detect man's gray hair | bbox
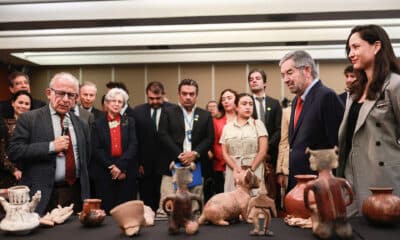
[49,72,80,92]
[80,81,97,93]
[279,50,318,79]
[105,88,129,106]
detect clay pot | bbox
[79,199,106,227]
[362,187,400,225]
[285,174,317,218]
[110,200,145,236]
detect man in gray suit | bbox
[9,72,90,215]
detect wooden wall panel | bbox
[319,61,349,95]
[147,64,179,104]
[30,68,50,103]
[180,63,212,109]
[114,65,145,107]
[214,63,247,101]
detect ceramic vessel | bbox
[110,200,145,236]
[362,187,400,225]
[284,174,317,218]
[0,185,41,234]
[79,199,106,227]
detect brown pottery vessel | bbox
[362,187,400,226]
[79,198,106,227]
[284,174,317,218]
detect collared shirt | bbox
[48,105,80,182]
[108,113,122,157]
[300,78,320,102]
[150,107,161,130]
[179,103,197,152]
[252,93,266,119]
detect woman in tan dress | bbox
[220,93,268,193]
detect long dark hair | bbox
[217,89,238,119]
[11,90,33,109]
[345,24,400,101]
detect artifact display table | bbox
[1,216,399,240]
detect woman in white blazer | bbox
[337,24,400,216]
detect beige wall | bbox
[29,60,349,109]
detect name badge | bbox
[186,130,192,142]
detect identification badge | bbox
[186,130,192,142]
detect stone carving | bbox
[162,162,202,235]
[303,147,353,240]
[198,169,259,225]
[0,185,41,234]
[247,180,277,236]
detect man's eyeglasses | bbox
[50,88,78,99]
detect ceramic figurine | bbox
[79,199,106,227]
[143,205,155,226]
[198,169,259,225]
[247,180,277,236]
[162,162,202,235]
[0,185,41,234]
[303,147,354,240]
[110,200,145,236]
[40,204,74,227]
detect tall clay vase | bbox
[110,200,145,237]
[285,174,317,218]
[362,187,400,226]
[79,199,106,227]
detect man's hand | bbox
[108,164,122,180]
[13,168,22,181]
[277,174,287,188]
[178,151,196,166]
[53,136,70,153]
[138,165,145,176]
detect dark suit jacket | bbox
[0,98,46,119]
[288,81,344,190]
[158,105,214,177]
[252,95,282,166]
[77,106,94,127]
[89,107,105,120]
[132,102,173,175]
[90,114,138,180]
[8,105,90,215]
[338,91,348,106]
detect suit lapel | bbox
[43,106,55,140]
[175,106,185,132]
[354,78,390,134]
[264,97,270,124]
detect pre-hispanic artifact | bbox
[79,199,106,227]
[198,169,259,225]
[247,180,277,236]
[162,162,202,235]
[0,185,41,234]
[40,204,74,227]
[362,187,400,226]
[303,147,354,239]
[110,200,145,237]
[285,174,317,219]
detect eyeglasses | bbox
[107,99,124,105]
[50,88,78,100]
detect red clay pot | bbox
[285,174,317,218]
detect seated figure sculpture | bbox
[303,147,353,240]
[162,162,202,235]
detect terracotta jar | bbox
[110,200,145,236]
[362,187,400,225]
[79,199,106,227]
[284,174,317,218]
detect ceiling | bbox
[0,0,399,65]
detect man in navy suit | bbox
[338,65,357,106]
[279,50,344,191]
[132,81,172,211]
[158,79,214,211]
[9,72,90,215]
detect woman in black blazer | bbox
[91,88,138,213]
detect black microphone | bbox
[61,117,69,136]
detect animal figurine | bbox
[198,169,259,225]
[304,147,354,240]
[40,204,74,227]
[162,162,202,235]
[247,180,277,236]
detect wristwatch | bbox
[193,151,200,159]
